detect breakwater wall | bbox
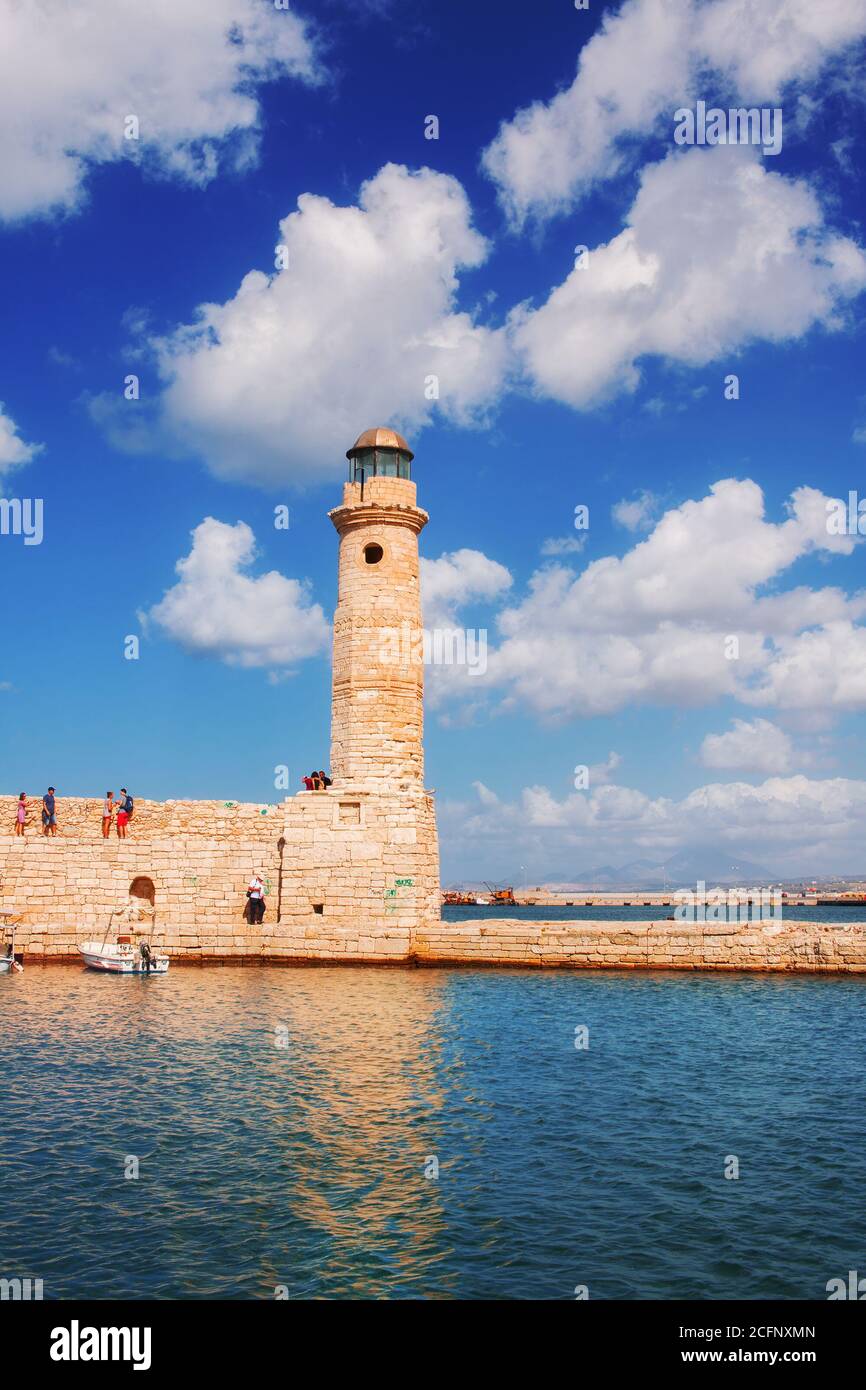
[413,918,866,973]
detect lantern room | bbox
[346,426,414,483]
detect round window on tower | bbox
[363,543,384,565]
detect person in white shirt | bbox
[102,791,115,839]
[247,873,266,925]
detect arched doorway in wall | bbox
[128,877,157,931]
[129,876,155,906]
[115,876,159,954]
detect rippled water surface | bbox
[1,965,864,1299]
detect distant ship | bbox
[442,884,515,908]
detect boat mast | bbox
[101,909,116,952]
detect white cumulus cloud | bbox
[612,491,659,531]
[142,517,330,670]
[699,718,795,773]
[0,403,42,476]
[0,0,320,221]
[436,479,866,720]
[420,548,513,712]
[483,0,866,224]
[101,150,865,478]
[421,547,512,628]
[510,147,866,410]
[153,164,509,485]
[742,621,866,713]
[441,771,866,879]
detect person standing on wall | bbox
[247,873,266,925]
[15,793,27,836]
[42,786,58,837]
[102,791,115,839]
[116,788,133,839]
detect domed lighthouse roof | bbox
[346,427,414,461]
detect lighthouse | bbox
[273,425,441,949]
[329,427,428,788]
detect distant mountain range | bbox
[449,847,779,891]
[554,848,775,889]
[446,852,866,893]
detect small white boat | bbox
[79,940,169,973]
[79,911,169,974]
[0,914,23,974]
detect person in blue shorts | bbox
[42,786,58,837]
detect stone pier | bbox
[412,918,866,973]
[1,796,863,972]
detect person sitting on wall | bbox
[246,873,266,925]
[311,771,323,789]
[318,770,332,788]
[42,786,58,837]
[116,788,134,839]
[102,791,115,839]
[302,774,314,790]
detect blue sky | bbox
[1,0,865,881]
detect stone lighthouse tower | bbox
[329,427,427,788]
[270,426,441,956]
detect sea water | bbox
[1,963,863,1299]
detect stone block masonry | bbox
[329,472,428,788]
[412,919,866,973]
[0,788,440,962]
[0,795,281,960]
[1,797,862,970]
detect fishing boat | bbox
[79,910,169,974]
[0,913,23,974]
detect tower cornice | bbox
[329,501,429,537]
